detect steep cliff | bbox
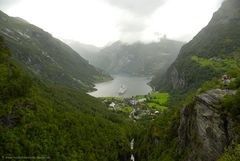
[178,89,236,161]
[151,0,240,91]
[135,86,240,161]
[137,1,240,160]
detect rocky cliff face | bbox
[169,66,185,89]
[178,89,236,161]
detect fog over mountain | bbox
[1,1,240,161]
[0,0,223,47]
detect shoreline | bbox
[88,74,153,98]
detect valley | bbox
[66,39,184,77]
[1,0,240,161]
[88,74,152,98]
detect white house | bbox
[137,98,146,103]
[109,102,115,108]
[130,98,146,105]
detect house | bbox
[130,99,137,105]
[109,102,116,108]
[130,98,146,105]
[155,111,160,114]
[137,98,146,103]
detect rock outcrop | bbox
[178,89,236,161]
[170,66,185,89]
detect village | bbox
[100,92,169,120]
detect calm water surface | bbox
[88,75,152,98]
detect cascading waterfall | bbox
[130,139,135,161]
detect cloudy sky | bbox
[0,0,223,47]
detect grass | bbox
[191,55,240,76]
[136,95,146,99]
[116,106,133,113]
[191,55,218,67]
[148,93,169,105]
[146,103,168,110]
[99,97,124,102]
[144,92,169,110]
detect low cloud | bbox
[117,16,148,42]
[117,16,147,33]
[106,0,167,42]
[103,0,167,16]
[0,0,225,46]
[0,0,22,10]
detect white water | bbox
[131,154,135,161]
[130,139,135,161]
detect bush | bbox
[218,144,240,161]
[222,90,240,118]
[229,76,240,89]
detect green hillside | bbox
[0,11,111,91]
[137,0,240,161]
[0,36,135,160]
[1,0,240,161]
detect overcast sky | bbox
[0,0,223,47]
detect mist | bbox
[0,0,223,47]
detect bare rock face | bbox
[170,66,185,89]
[178,89,236,161]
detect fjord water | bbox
[88,75,152,98]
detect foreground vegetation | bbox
[1,0,240,160]
[134,51,240,161]
[0,37,138,160]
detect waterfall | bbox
[130,139,135,161]
[131,154,135,161]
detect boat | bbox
[118,84,127,95]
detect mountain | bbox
[135,1,240,161]
[2,1,240,161]
[0,36,135,160]
[63,39,100,65]
[151,0,240,92]
[93,39,184,76]
[136,88,240,161]
[0,10,110,91]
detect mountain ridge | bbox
[151,0,240,92]
[0,10,110,91]
[87,39,185,76]
[0,36,134,160]
[136,0,240,161]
